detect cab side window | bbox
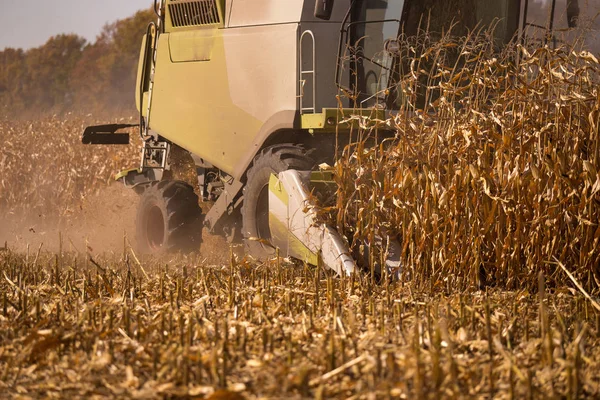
[524,0,600,53]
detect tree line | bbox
[0,7,154,118]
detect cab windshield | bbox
[523,0,600,53]
[343,0,520,107]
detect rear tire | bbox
[136,180,202,254]
[242,145,314,259]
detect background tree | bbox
[0,7,154,118]
[24,34,86,111]
[0,48,26,114]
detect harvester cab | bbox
[82,0,593,276]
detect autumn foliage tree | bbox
[0,7,154,118]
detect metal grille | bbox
[168,0,221,28]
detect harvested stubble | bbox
[335,30,600,292]
[0,250,599,398]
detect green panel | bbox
[310,170,335,183]
[135,34,152,113]
[115,168,140,181]
[300,108,388,131]
[269,212,319,266]
[301,113,327,129]
[169,28,218,62]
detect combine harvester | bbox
[83,0,591,275]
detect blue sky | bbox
[1,0,152,50]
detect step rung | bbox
[301,71,315,74]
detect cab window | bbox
[523,0,600,53]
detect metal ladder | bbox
[141,0,168,170]
[299,30,316,114]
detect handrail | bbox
[334,2,355,92]
[139,22,156,141]
[299,30,316,114]
[153,0,160,18]
[139,0,165,170]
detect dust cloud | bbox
[0,184,138,254]
[0,183,232,265]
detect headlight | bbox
[385,39,401,54]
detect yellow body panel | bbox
[168,29,219,62]
[141,12,300,178]
[135,34,147,110]
[149,33,264,174]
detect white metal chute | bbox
[268,170,356,276]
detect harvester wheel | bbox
[242,144,314,259]
[136,180,202,254]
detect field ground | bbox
[0,249,599,399]
[2,41,600,396]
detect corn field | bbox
[2,29,600,399]
[335,30,600,292]
[0,116,139,223]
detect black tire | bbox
[242,144,314,259]
[136,180,202,254]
